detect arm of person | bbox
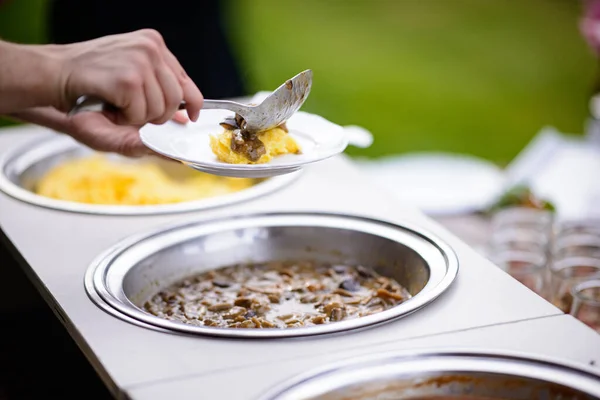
[0,29,203,124]
[0,41,64,114]
[1,29,201,157]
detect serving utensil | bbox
[68,69,313,133]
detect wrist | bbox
[0,41,67,112]
[27,44,69,110]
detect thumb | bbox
[68,113,151,157]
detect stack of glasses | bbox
[487,208,600,333]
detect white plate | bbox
[356,152,506,216]
[140,93,367,178]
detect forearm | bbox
[0,40,64,114]
[7,107,72,134]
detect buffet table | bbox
[0,124,598,399]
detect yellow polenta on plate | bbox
[209,127,301,164]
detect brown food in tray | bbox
[143,260,411,328]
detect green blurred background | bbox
[0,0,595,165]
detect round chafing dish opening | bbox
[0,134,299,215]
[258,350,600,399]
[85,212,458,338]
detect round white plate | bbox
[356,152,506,216]
[139,93,359,178]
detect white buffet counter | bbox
[0,125,597,399]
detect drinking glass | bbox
[570,279,600,333]
[555,219,600,240]
[553,233,600,260]
[548,257,600,313]
[491,207,554,234]
[488,228,549,257]
[488,207,553,262]
[491,250,547,297]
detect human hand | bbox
[66,111,150,157]
[9,105,191,158]
[67,109,194,157]
[55,29,203,126]
[172,109,190,124]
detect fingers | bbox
[144,70,167,125]
[163,50,203,122]
[68,108,184,161]
[69,112,152,158]
[138,30,202,124]
[182,76,204,122]
[152,62,182,124]
[172,110,189,124]
[116,132,154,158]
[114,72,147,126]
[64,29,201,129]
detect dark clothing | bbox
[47,0,247,99]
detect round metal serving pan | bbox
[258,349,600,399]
[84,212,458,339]
[0,134,300,215]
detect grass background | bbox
[1,0,596,165]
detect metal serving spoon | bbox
[68,69,313,133]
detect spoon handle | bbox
[202,99,249,115]
[68,96,247,117]
[67,95,186,117]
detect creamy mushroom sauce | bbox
[143,260,411,329]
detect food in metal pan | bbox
[35,155,257,205]
[144,260,410,328]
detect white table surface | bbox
[127,315,600,400]
[0,125,595,399]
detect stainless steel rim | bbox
[257,348,600,400]
[0,134,301,215]
[84,212,459,339]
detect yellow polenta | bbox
[209,127,301,164]
[35,155,256,205]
